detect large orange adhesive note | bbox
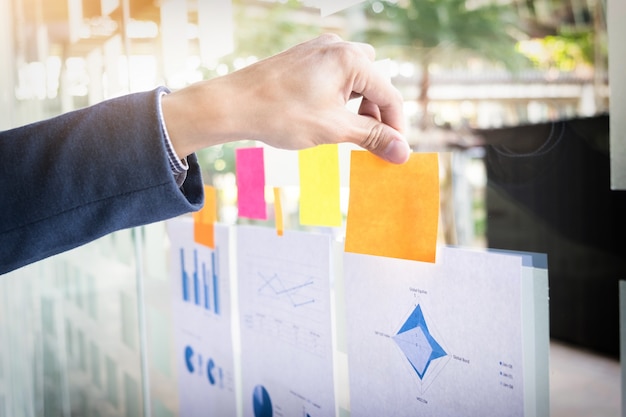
[193,185,217,248]
[298,144,342,227]
[345,151,439,263]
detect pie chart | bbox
[252,385,272,417]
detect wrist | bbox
[161,78,244,157]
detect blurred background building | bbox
[0,0,608,129]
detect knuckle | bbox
[319,33,342,43]
[361,124,388,152]
[361,42,376,57]
[329,43,365,68]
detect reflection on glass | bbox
[0,1,619,416]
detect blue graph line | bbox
[257,272,315,307]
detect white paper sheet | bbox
[262,144,300,187]
[523,260,550,417]
[237,225,335,417]
[344,247,526,417]
[485,249,550,417]
[167,219,237,417]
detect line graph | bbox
[237,227,336,417]
[240,264,326,357]
[237,228,331,358]
[257,272,316,308]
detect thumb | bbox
[349,113,411,164]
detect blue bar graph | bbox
[212,250,220,315]
[203,262,210,311]
[181,249,190,302]
[193,250,200,306]
[179,247,220,315]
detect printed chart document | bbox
[167,219,237,417]
[344,246,548,417]
[237,226,336,417]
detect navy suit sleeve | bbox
[0,87,204,275]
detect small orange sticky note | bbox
[273,187,284,236]
[298,144,342,227]
[345,151,439,262]
[193,185,217,248]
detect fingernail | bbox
[384,138,410,164]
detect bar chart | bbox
[168,220,237,417]
[179,247,220,315]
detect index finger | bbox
[351,58,405,134]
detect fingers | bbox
[344,110,411,164]
[352,57,408,164]
[233,34,410,163]
[351,64,405,134]
[352,42,376,61]
[320,35,404,134]
[313,34,408,163]
[358,97,382,122]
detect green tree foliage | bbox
[517,29,596,71]
[360,0,530,125]
[363,0,527,66]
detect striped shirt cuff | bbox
[157,89,189,187]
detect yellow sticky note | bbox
[193,185,217,248]
[298,144,342,227]
[345,151,439,262]
[274,187,284,236]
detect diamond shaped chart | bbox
[393,305,447,380]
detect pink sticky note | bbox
[236,147,267,220]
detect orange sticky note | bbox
[298,144,342,227]
[193,185,217,248]
[345,151,439,262]
[273,187,284,236]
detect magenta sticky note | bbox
[236,147,267,220]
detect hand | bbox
[162,34,410,164]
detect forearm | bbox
[0,87,203,274]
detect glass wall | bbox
[0,0,622,416]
